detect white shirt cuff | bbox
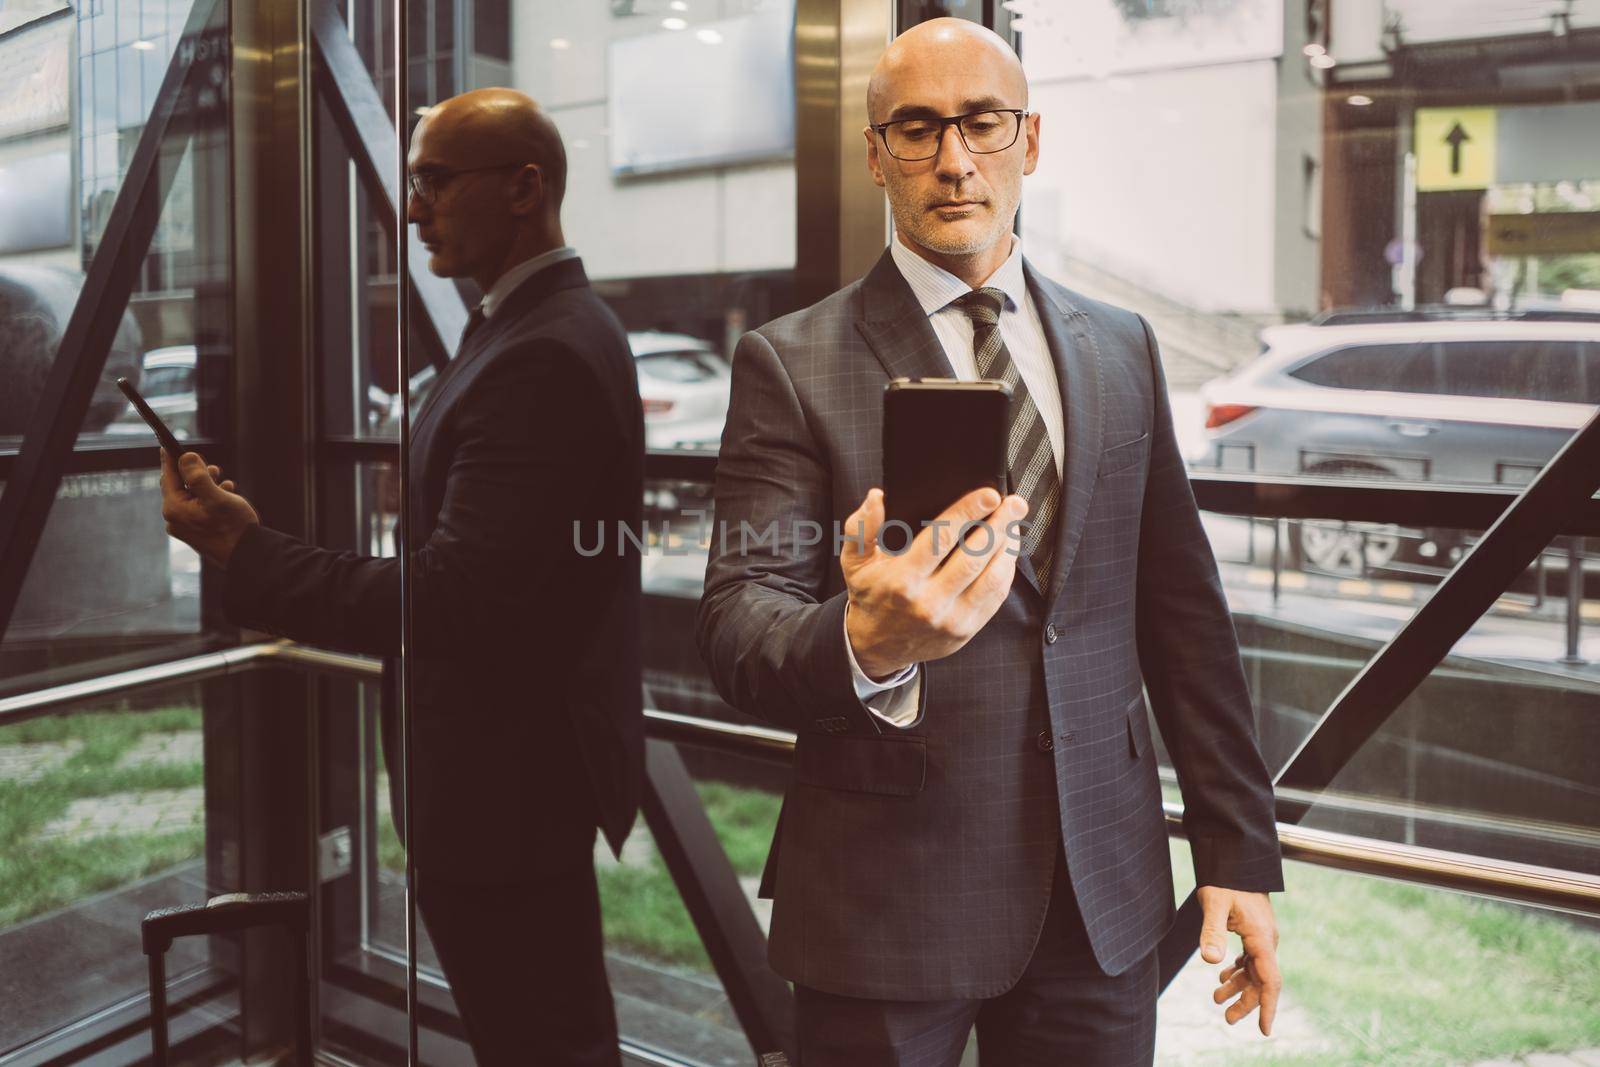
[843,605,922,728]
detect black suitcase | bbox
[141,890,312,1065]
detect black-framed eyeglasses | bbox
[407,162,530,205]
[872,109,1028,161]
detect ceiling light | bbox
[670,0,689,9]
[549,37,571,49]
[661,17,688,30]
[1309,53,1337,69]
[1347,94,1373,106]
[131,39,155,50]
[696,28,723,44]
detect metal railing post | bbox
[1564,536,1585,665]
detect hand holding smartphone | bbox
[881,378,1011,553]
[116,377,186,471]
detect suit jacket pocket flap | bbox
[796,733,927,796]
[1099,431,1151,476]
[1126,693,1153,758]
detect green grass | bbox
[595,781,782,970]
[154,748,1600,1064]
[374,778,782,971]
[0,706,205,927]
[10,702,1596,1067]
[686,780,784,877]
[1167,838,1600,1066]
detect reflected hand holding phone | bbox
[116,377,187,472]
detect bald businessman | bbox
[161,89,643,1065]
[696,20,1283,1066]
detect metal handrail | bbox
[7,446,1600,532]
[6,640,1598,918]
[0,639,375,720]
[641,451,1600,534]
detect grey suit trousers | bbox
[793,840,1157,1067]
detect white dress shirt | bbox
[479,244,579,320]
[845,234,1065,727]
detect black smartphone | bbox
[116,377,186,470]
[881,378,1012,553]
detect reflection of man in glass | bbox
[697,20,1282,1064]
[160,89,642,1066]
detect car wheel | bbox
[1286,461,1404,577]
[1295,521,1401,577]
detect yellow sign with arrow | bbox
[1415,107,1497,192]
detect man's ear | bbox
[508,164,545,217]
[1021,112,1040,176]
[863,126,886,189]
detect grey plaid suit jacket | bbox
[695,249,1282,1001]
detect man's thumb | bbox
[1199,909,1230,964]
[841,488,884,563]
[178,453,218,498]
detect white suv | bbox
[1191,309,1600,574]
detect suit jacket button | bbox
[1036,730,1054,752]
[1044,622,1059,645]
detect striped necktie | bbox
[953,287,1061,587]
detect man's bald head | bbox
[862,18,1038,277]
[867,18,1026,125]
[419,88,567,210]
[406,87,570,290]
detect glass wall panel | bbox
[0,0,337,1061]
[389,0,800,1058]
[1159,842,1600,1065]
[1277,535,1600,875]
[0,678,252,1061]
[1003,7,1600,1061]
[1183,488,1598,874]
[310,460,408,1064]
[1,0,230,687]
[1013,3,1600,490]
[511,0,796,429]
[606,752,786,1066]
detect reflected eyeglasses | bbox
[407,163,531,205]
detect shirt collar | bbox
[480,245,579,319]
[888,233,1027,318]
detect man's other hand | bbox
[160,450,259,568]
[842,486,1026,681]
[1199,886,1281,1036]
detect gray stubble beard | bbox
[889,177,1022,259]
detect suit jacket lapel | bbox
[856,250,1057,597]
[1024,260,1104,608]
[411,319,485,434]
[411,256,590,437]
[854,250,959,382]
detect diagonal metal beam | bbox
[1270,404,1600,811]
[1158,404,1600,991]
[640,738,797,1061]
[0,0,227,646]
[307,0,466,368]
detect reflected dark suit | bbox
[224,256,643,1064]
[696,251,1282,1058]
